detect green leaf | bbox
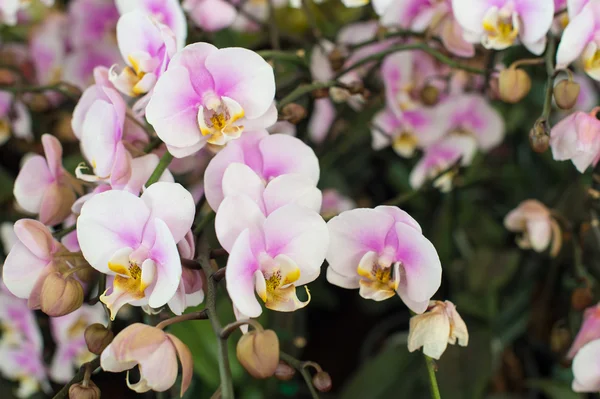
[527,379,583,399]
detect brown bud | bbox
[420,85,440,106]
[550,324,571,354]
[328,48,346,72]
[554,79,580,110]
[40,272,84,317]
[26,94,51,113]
[274,361,296,381]
[236,329,280,379]
[571,286,593,311]
[312,371,332,392]
[346,81,364,96]
[312,87,330,99]
[68,380,101,399]
[85,323,114,355]
[498,68,531,104]
[0,69,16,85]
[281,103,307,124]
[529,120,550,153]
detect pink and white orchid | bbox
[204,131,319,211]
[452,0,554,55]
[504,199,561,255]
[146,43,276,156]
[115,0,188,49]
[110,10,177,101]
[220,200,329,317]
[572,339,600,392]
[14,134,82,226]
[49,304,107,383]
[320,189,356,219]
[0,90,32,145]
[567,303,600,359]
[183,0,238,32]
[326,206,441,313]
[77,182,195,319]
[1,0,55,25]
[167,231,205,315]
[101,323,193,395]
[556,0,600,80]
[550,107,600,172]
[409,135,477,192]
[68,0,119,49]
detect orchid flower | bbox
[167,231,205,315]
[1,0,55,25]
[567,303,600,359]
[556,0,600,80]
[183,0,238,32]
[204,131,319,211]
[146,43,276,156]
[452,0,554,55]
[320,189,356,219]
[115,0,188,49]
[550,107,600,172]
[68,0,119,49]
[14,134,82,227]
[504,199,562,255]
[219,199,329,317]
[572,339,600,392]
[77,182,195,319]
[49,304,107,382]
[101,323,193,395]
[110,10,177,102]
[0,90,32,145]
[326,206,442,313]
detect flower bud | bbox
[26,94,51,112]
[85,323,114,355]
[328,48,346,72]
[347,81,364,96]
[281,103,307,124]
[236,329,280,379]
[554,79,580,110]
[68,380,101,399]
[40,271,84,317]
[274,361,296,381]
[529,120,550,153]
[498,68,531,104]
[571,287,593,311]
[420,85,440,106]
[312,87,330,99]
[312,371,332,392]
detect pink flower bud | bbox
[554,79,581,110]
[498,68,531,104]
[312,371,332,392]
[236,329,280,379]
[40,271,84,317]
[69,380,101,399]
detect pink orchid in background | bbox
[0,0,55,25]
[307,99,336,144]
[63,45,122,90]
[504,199,561,255]
[77,182,195,319]
[68,0,119,49]
[49,304,107,383]
[2,220,62,305]
[435,93,505,151]
[567,303,600,359]
[115,0,187,49]
[550,107,600,172]
[375,0,474,57]
[572,339,600,392]
[0,285,44,350]
[452,0,554,55]
[409,135,477,192]
[326,206,441,313]
[407,300,469,359]
[14,134,82,226]
[146,43,276,156]
[29,12,68,87]
[110,10,177,102]
[204,131,319,211]
[183,0,238,32]
[101,323,193,395]
[220,200,328,317]
[320,189,356,219]
[371,107,445,158]
[556,0,600,80]
[0,90,32,145]
[167,230,205,314]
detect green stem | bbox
[257,50,308,68]
[198,248,234,399]
[424,355,441,399]
[349,30,429,50]
[145,151,173,187]
[0,81,80,101]
[53,225,76,240]
[193,211,215,235]
[52,357,101,399]
[277,81,342,110]
[540,34,557,122]
[156,309,209,330]
[335,42,486,79]
[280,352,320,399]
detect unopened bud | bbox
[85,323,114,355]
[328,48,346,72]
[529,120,550,153]
[554,79,580,110]
[312,371,332,392]
[274,361,296,381]
[236,329,280,379]
[281,103,307,124]
[312,87,330,99]
[498,68,531,104]
[40,272,84,317]
[68,380,101,399]
[550,324,571,354]
[571,286,593,311]
[420,85,440,106]
[346,81,364,96]
[26,94,51,113]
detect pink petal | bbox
[3,243,51,299]
[308,99,336,144]
[374,205,422,233]
[215,195,266,253]
[41,134,63,179]
[148,219,182,309]
[259,134,320,183]
[13,155,53,214]
[185,0,237,31]
[572,339,600,392]
[81,100,122,178]
[221,163,266,208]
[38,182,76,226]
[225,229,262,317]
[556,9,595,68]
[167,334,194,396]
[517,0,555,45]
[13,219,55,260]
[263,174,322,215]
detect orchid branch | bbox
[280,352,320,399]
[540,34,557,123]
[145,151,173,187]
[53,225,76,240]
[0,81,81,101]
[424,355,442,399]
[277,80,345,109]
[51,356,101,399]
[156,309,209,330]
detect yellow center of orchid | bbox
[102,260,148,315]
[198,97,246,146]
[481,7,520,50]
[584,48,600,74]
[356,251,399,301]
[256,254,309,312]
[392,132,418,157]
